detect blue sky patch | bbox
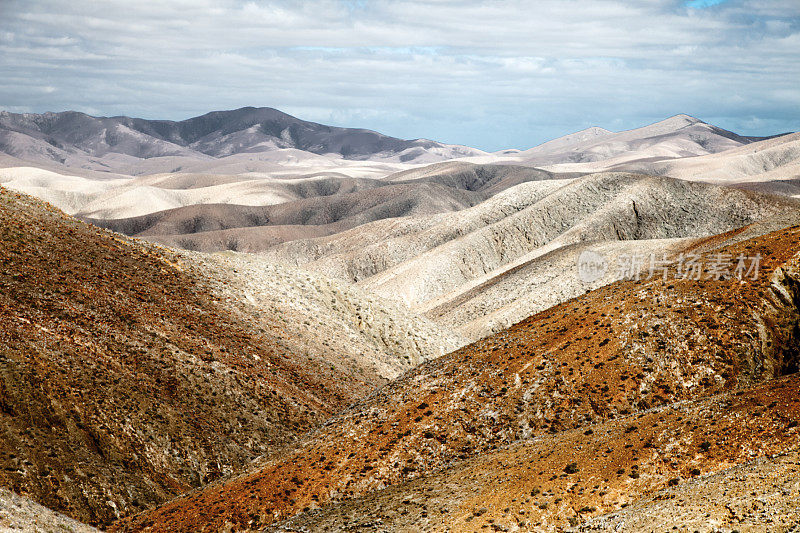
[685,0,729,9]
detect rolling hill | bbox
[0,185,458,528]
[115,222,800,532]
[83,165,563,252]
[512,114,767,169]
[636,131,800,198]
[0,107,487,175]
[262,173,799,342]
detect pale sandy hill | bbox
[642,131,800,196]
[263,178,572,281]
[75,173,385,219]
[88,181,486,238]
[355,173,795,308]
[422,237,698,340]
[0,166,127,214]
[0,164,395,220]
[423,210,800,341]
[194,251,466,379]
[85,164,564,252]
[515,125,613,156]
[493,115,757,171]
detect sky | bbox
[0,0,798,151]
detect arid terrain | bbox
[115,223,800,532]
[0,108,798,532]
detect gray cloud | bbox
[0,0,798,150]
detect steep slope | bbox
[271,375,800,532]
[422,237,699,340]
[575,449,800,531]
[117,223,800,532]
[193,251,465,380]
[0,186,457,528]
[429,210,800,341]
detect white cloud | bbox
[0,0,797,149]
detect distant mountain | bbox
[505,114,770,169]
[0,109,785,181]
[0,107,486,172]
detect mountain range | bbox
[0,107,486,174]
[0,106,799,532]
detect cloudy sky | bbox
[0,0,798,151]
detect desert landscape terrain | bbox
[0,106,798,532]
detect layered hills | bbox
[0,106,798,532]
[117,222,800,532]
[265,172,799,340]
[0,186,457,528]
[83,165,563,252]
[2,110,796,257]
[0,107,486,175]
[638,131,800,198]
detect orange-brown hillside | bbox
[275,372,800,531]
[117,224,800,532]
[0,186,383,527]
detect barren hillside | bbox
[272,374,800,532]
[84,165,561,253]
[512,114,761,168]
[637,131,800,198]
[116,223,800,532]
[268,173,797,316]
[0,186,457,528]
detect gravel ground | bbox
[0,488,99,533]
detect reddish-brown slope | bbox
[0,187,379,527]
[119,224,800,532]
[276,372,800,531]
